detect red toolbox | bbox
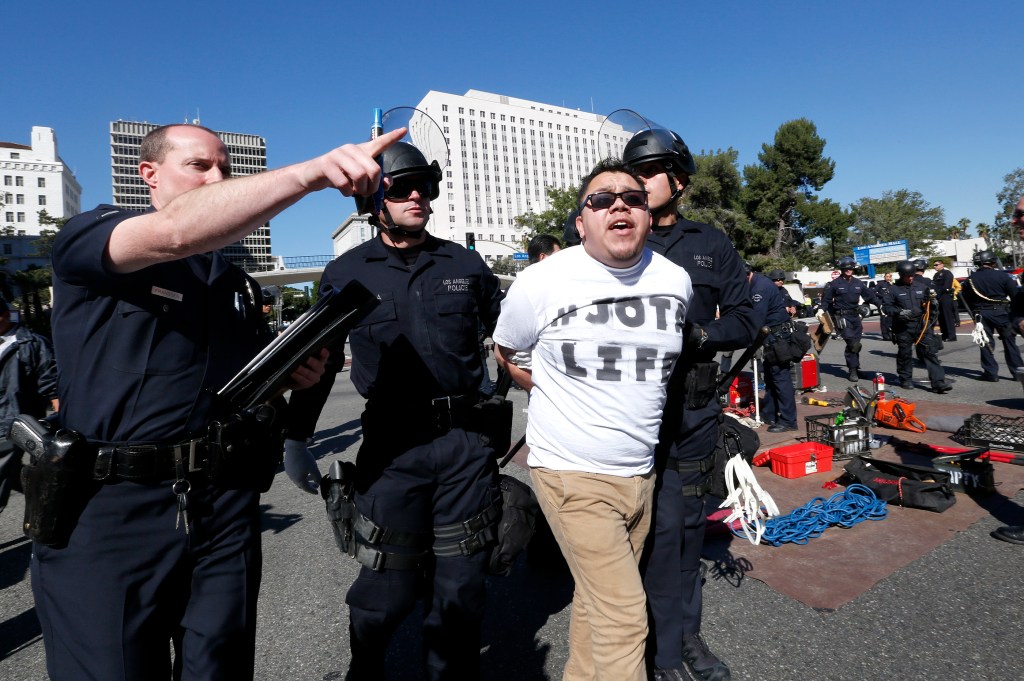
[791,353,820,390]
[764,442,834,479]
[728,373,754,408]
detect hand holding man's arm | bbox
[495,344,534,393]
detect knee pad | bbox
[847,340,862,354]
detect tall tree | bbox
[681,148,762,256]
[513,184,579,239]
[799,197,852,266]
[995,167,1024,266]
[848,189,947,255]
[34,209,67,258]
[741,119,835,259]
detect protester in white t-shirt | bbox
[494,159,692,681]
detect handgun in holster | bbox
[207,401,285,492]
[685,362,720,409]
[321,459,357,556]
[12,415,95,548]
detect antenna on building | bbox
[590,97,594,112]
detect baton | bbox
[715,326,771,395]
[498,434,527,469]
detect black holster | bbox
[322,459,357,557]
[468,395,513,457]
[16,418,96,548]
[684,362,720,409]
[206,401,285,492]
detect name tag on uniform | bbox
[151,286,183,302]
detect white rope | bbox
[972,316,990,347]
[718,454,780,546]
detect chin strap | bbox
[650,169,684,220]
[372,206,426,240]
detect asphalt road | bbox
[2,320,1024,680]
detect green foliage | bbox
[798,197,852,265]
[994,167,1024,262]
[513,184,579,238]
[848,189,947,256]
[741,119,835,258]
[34,209,67,258]
[681,148,763,255]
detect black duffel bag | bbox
[843,456,956,512]
[709,416,760,499]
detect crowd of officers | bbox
[10,115,1024,681]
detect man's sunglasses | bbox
[1012,208,1024,219]
[581,190,648,211]
[385,176,435,200]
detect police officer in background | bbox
[624,128,756,681]
[747,267,798,432]
[283,141,505,680]
[962,250,1022,381]
[875,271,895,341]
[821,256,879,381]
[913,258,932,284]
[931,260,958,341]
[881,260,952,393]
[36,122,397,679]
[768,269,798,317]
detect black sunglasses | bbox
[581,190,648,211]
[1012,208,1024,219]
[385,176,435,201]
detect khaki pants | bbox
[530,467,655,681]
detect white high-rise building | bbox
[413,90,631,263]
[0,126,82,236]
[110,120,274,270]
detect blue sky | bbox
[7,0,1020,257]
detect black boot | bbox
[682,633,731,681]
[992,525,1024,545]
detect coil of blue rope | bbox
[745,484,888,547]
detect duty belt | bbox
[769,321,794,334]
[668,452,716,497]
[974,302,1009,309]
[430,394,478,432]
[92,438,209,482]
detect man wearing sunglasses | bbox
[623,129,756,681]
[284,141,506,680]
[494,159,692,681]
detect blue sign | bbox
[512,252,529,260]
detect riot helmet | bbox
[837,256,857,271]
[896,260,916,279]
[913,258,927,272]
[767,269,786,282]
[973,250,997,266]
[355,141,442,238]
[622,129,697,177]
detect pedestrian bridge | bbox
[246,255,515,290]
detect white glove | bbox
[283,438,321,494]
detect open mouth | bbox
[610,220,632,231]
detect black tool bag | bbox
[843,456,956,512]
[487,474,540,576]
[763,322,813,366]
[709,416,760,499]
[932,452,995,496]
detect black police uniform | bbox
[821,275,878,378]
[36,205,272,680]
[875,278,894,341]
[932,268,958,341]
[881,276,948,390]
[963,267,1022,380]
[642,218,756,671]
[750,273,797,429]
[289,233,504,680]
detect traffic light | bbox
[466,232,476,250]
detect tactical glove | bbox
[898,309,918,320]
[284,438,321,494]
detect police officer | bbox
[284,141,505,680]
[821,256,879,381]
[875,271,895,341]
[624,128,756,681]
[931,260,958,341]
[35,122,394,679]
[962,250,1022,381]
[748,268,798,432]
[767,269,798,317]
[881,260,952,393]
[913,258,932,283]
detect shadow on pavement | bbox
[0,607,41,661]
[259,504,305,535]
[310,419,363,460]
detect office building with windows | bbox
[1,126,82,237]
[412,89,631,263]
[110,120,274,270]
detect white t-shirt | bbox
[493,246,692,476]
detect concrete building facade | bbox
[412,90,628,263]
[0,126,82,237]
[110,120,274,270]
